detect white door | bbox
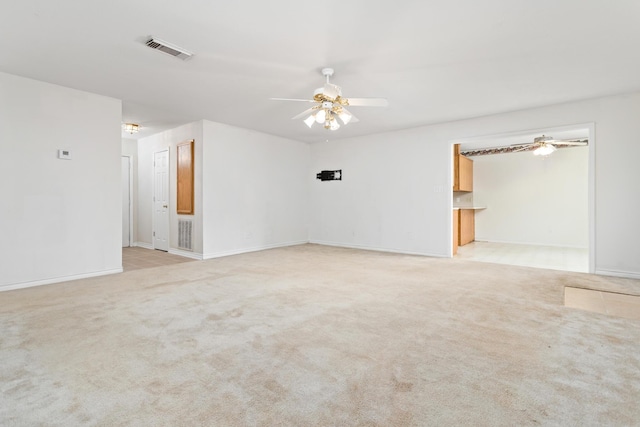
[153,150,169,251]
[121,156,131,247]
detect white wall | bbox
[473,146,589,247]
[310,133,450,256]
[201,121,309,258]
[122,138,138,245]
[0,72,122,290]
[137,122,204,255]
[310,92,640,278]
[137,120,309,259]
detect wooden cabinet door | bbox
[453,144,473,192]
[453,210,459,255]
[458,155,473,192]
[459,209,475,246]
[177,140,194,215]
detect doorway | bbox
[153,149,169,251]
[451,125,594,273]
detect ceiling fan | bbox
[461,135,588,157]
[270,68,388,130]
[512,135,588,156]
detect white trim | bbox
[450,123,594,146]
[586,122,596,274]
[0,268,123,292]
[449,144,455,257]
[473,239,588,249]
[168,248,203,260]
[203,240,308,260]
[309,240,447,258]
[122,155,134,247]
[595,269,640,280]
[134,241,154,250]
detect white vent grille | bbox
[178,219,193,250]
[145,37,193,60]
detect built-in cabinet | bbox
[453,208,476,250]
[453,144,473,192]
[458,209,475,246]
[453,144,477,251]
[453,209,459,255]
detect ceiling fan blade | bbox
[512,145,534,152]
[343,97,389,107]
[323,83,341,101]
[291,107,318,120]
[550,140,588,146]
[270,97,316,103]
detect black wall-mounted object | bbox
[316,170,342,181]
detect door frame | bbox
[152,149,170,251]
[448,122,595,274]
[121,155,133,247]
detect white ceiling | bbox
[2,1,640,144]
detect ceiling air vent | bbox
[145,37,193,60]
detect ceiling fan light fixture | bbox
[315,109,327,123]
[123,123,139,134]
[303,115,316,128]
[338,110,352,125]
[273,67,388,131]
[533,143,556,156]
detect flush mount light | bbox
[123,123,140,134]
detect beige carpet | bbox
[1,244,639,426]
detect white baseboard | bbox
[133,241,153,250]
[474,238,588,249]
[0,268,123,292]
[131,244,203,260]
[595,269,640,280]
[168,248,203,260]
[203,240,308,260]
[309,239,447,258]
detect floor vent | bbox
[178,219,193,251]
[145,37,193,60]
